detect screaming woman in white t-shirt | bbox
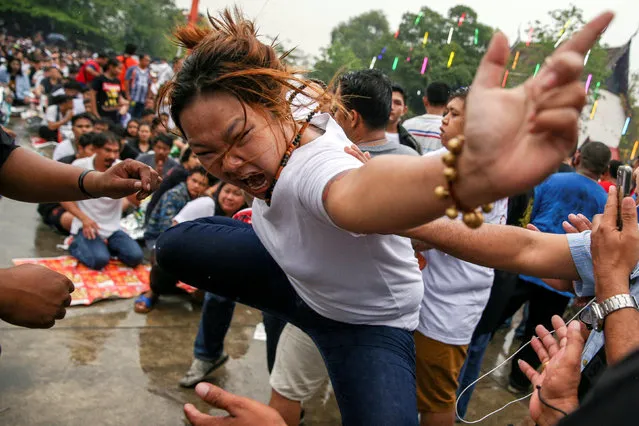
[153,9,606,426]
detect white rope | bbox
[456,297,595,423]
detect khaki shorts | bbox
[414,331,468,413]
[269,323,329,402]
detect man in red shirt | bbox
[117,44,138,87]
[76,53,107,86]
[600,159,621,193]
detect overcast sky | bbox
[177,0,638,73]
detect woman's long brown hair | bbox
[158,7,336,140]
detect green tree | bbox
[311,6,494,114]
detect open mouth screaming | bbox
[240,173,269,194]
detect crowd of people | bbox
[1,9,639,426]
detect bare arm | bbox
[0,148,160,202]
[59,201,90,222]
[89,90,99,117]
[404,219,579,284]
[85,66,100,78]
[47,109,73,131]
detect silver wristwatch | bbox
[580,294,639,332]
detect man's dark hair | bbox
[92,131,120,149]
[391,84,407,105]
[608,160,622,178]
[64,81,84,92]
[151,134,173,149]
[124,44,137,55]
[426,82,451,107]
[77,132,96,148]
[110,124,126,139]
[151,116,164,131]
[188,166,207,177]
[71,112,95,126]
[105,58,120,71]
[50,94,72,105]
[96,52,108,59]
[449,86,469,103]
[580,141,611,176]
[180,146,193,164]
[95,118,114,128]
[338,69,391,130]
[142,108,155,117]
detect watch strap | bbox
[599,294,638,317]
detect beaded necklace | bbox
[264,109,318,206]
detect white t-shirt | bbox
[53,138,75,161]
[252,113,423,330]
[174,196,216,224]
[416,150,508,344]
[70,156,123,239]
[403,114,443,154]
[385,132,400,145]
[45,105,72,139]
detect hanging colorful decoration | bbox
[631,141,639,160]
[422,31,429,46]
[415,11,424,25]
[474,28,479,45]
[622,117,631,136]
[369,57,377,69]
[458,12,466,27]
[534,63,541,77]
[593,81,601,99]
[447,28,454,44]
[447,52,455,68]
[584,49,591,66]
[526,27,534,47]
[589,100,599,120]
[585,74,592,93]
[421,57,429,74]
[554,19,572,48]
[511,51,521,70]
[502,70,510,88]
[394,30,400,39]
[392,56,399,70]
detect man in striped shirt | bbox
[125,54,152,119]
[403,82,449,154]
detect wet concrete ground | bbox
[0,125,529,425]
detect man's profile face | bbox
[389,91,408,124]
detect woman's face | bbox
[180,92,292,199]
[127,121,139,137]
[218,183,245,216]
[138,125,151,142]
[9,59,20,73]
[440,97,466,146]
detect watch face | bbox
[579,307,595,330]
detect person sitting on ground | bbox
[37,132,97,234]
[386,84,421,154]
[139,108,156,125]
[333,69,418,157]
[39,94,74,142]
[61,132,144,270]
[403,82,449,154]
[52,112,95,161]
[121,122,152,160]
[89,58,126,124]
[599,159,621,193]
[136,133,178,177]
[0,127,160,329]
[134,167,212,313]
[125,118,139,139]
[144,146,203,225]
[150,116,166,137]
[0,56,32,106]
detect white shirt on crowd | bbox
[70,156,123,239]
[174,196,216,224]
[53,138,75,161]
[402,113,443,154]
[416,150,508,345]
[252,113,424,330]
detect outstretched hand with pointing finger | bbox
[184,382,286,426]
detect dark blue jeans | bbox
[70,229,144,270]
[157,217,418,425]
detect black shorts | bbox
[43,206,70,235]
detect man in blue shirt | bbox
[495,141,611,392]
